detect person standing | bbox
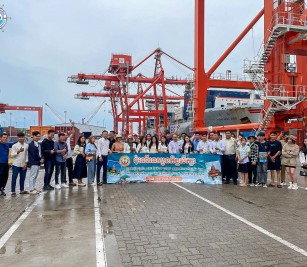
[223,130,238,185]
[248,135,259,186]
[182,136,194,154]
[54,133,68,189]
[278,132,288,186]
[64,123,76,186]
[267,131,283,188]
[255,132,269,187]
[168,134,181,154]
[136,136,149,153]
[10,132,29,196]
[158,136,168,153]
[0,133,9,196]
[299,138,307,191]
[149,136,159,153]
[73,136,87,186]
[236,137,250,187]
[41,129,55,191]
[85,136,97,186]
[282,135,299,190]
[28,131,43,195]
[97,130,111,185]
[192,132,201,150]
[111,135,125,153]
[197,134,210,154]
[108,131,116,150]
[124,136,137,153]
[145,134,152,147]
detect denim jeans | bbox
[257,162,268,184]
[87,158,96,184]
[29,165,40,190]
[96,155,108,183]
[44,160,55,187]
[55,161,66,184]
[11,166,27,192]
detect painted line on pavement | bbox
[0,193,44,249]
[93,186,107,267]
[171,182,307,257]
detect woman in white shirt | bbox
[136,136,149,153]
[158,136,168,153]
[149,136,158,153]
[236,137,250,187]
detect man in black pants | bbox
[223,131,238,185]
[0,133,9,196]
[97,130,112,185]
[41,129,55,191]
[248,135,259,186]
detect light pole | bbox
[9,112,12,136]
[23,117,26,132]
[64,111,67,125]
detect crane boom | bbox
[45,103,65,123]
[86,100,106,124]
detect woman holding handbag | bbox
[299,138,307,191]
[85,136,97,186]
[282,135,299,190]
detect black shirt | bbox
[41,139,55,161]
[108,138,116,150]
[255,141,269,153]
[268,140,282,158]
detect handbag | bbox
[300,168,307,176]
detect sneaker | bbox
[90,182,96,186]
[305,187,307,191]
[11,192,17,197]
[61,183,69,188]
[55,184,61,190]
[0,190,6,196]
[263,184,267,188]
[277,185,282,188]
[29,189,38,195]
[69,182,77,186]
[255,183,261,187]
[78,182,86,187]
[292,184,299,190]
[48,185,54,190]
[249,183,255,187]
[288,183,293,189]
[43,186,52,191]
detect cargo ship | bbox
[146,88,263,135]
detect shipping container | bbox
[54,126,81,149]
[29,126,55,137]
[82,131,92,139]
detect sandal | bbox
[268,184,275,187]
[20,191,29,194]
[97,182,103,186]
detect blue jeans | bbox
[44,160,55,187]
[11,166,27,192]
[87,158,96,184]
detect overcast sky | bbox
[0,0,263,131]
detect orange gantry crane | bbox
[0,103,43,126]
[195,0,307,134]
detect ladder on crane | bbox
[244,12,307,134]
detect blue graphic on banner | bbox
[107,153,222,184]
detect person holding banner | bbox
[182,136,194,154]
[197,134,210,154]
[149,136,159,153]
[137,137,149,153]
[158,136,168,153]
[168,134,181,154]
[111,135,125,153]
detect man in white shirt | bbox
[168,134,181,154]
[124,136,137,153]
[11,132,29,196]
[223,130,238,185]
[210,133,225,155]
[97,130,112,185]
[197,134,210,154]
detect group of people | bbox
[0,127,307,197]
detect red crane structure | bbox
[69,0,307,136]
[68,49,194,135]
[195,0,307,135]
[0,103,43,126]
